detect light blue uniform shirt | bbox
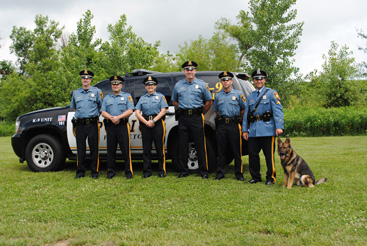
[212,88,246,118]
[70,86,103,118]
[136,92,168,116]
[101,92,134,116]
[171,77,212,109]
[242,86,284,137]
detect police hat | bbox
[144,76,158,85]
[182,60,198,70]
[109,75,124,84]
[251,68,267,79]
[219,71,234,81]
[79,69,94,78]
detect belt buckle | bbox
[225,118,230,123]
[188,109,192,115]
[256,114,260,121]
[86,119,90,124]
[149,116,153,121]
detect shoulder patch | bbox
[99,91,104,100]
[241,94,246,102]
[274,92,280,101]
[206,85,210,91]
[163,96,167,104]
[128,96,133,103]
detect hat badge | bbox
[224,71,228,76]
[114,76,117,80]
[188,61,192,66]
[257,68,261,74]
[84,69,88,74]
[148,76,152,81]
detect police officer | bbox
[135,76,169,178]
[70,70,103,179]
[242,69,284,185]
[213,71,246,181]
[101,75,134,179]
[171,61,213,178]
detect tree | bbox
[217,0,303,90]
[9,26,34,75]
[176,32,241,71]
[98,14,160,76]
[307,42,358,108]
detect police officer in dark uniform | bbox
[242,69,284,185]
[171,61,213,179]
[70,70,103,179]
[135,76,169,178]
[101,76,134,179]
[213,71,246,181]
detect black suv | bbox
[11,70,255,172]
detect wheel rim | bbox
[32,143,54,168]
[187,142,199,170]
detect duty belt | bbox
[217,117,237,124]
[72,117,98,126]
[143,115,158,121]
[249,112,273,123]
[181,108,202,116]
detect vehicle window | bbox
[95,80,112,97]
[238,79,255,99]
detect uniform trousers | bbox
[216,122,243,178]
[248,136,276,183]
[178,114,208,176]
[75,122,99,177]
[105,122,133,177]
[141,119,166,176]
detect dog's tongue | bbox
[281,155,285,160]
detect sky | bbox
[0,0,366,76]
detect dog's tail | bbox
[315,177,327,185]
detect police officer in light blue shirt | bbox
[135,76,168,178]
[242,69,284,185]
[70,70,103,179]
[213,71,246,181]
[101,75,134,179]
[171,61,213,179]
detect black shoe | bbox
[178,173,188,178]
[107,171,115,179]
[126,175,133,180]
[237,176,245,181]
[76,173,85,179]
[158,174,165,178]
[249,179,261,184]
[201,174,209,179]
[265,180,274,185]
[143,173,152,178]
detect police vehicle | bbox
[11,70,255,172]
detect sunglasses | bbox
[81,76,92,79]
[253,76,265,80]
[221,78,232,81]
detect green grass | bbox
[1,136,366,245]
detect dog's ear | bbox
[285,135,290,144]
[277,137,282,145]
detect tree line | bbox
[0,0,366,122]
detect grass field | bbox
[0,136,366,245]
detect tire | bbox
[170,132,217,173]
[25,134,65,172]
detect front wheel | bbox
[25,134,65,172]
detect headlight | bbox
[15,121,20,133]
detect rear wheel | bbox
[25,134,65,172]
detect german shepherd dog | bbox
[277,136,327,189]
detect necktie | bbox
[257,91,260,97]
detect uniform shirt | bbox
[171,77,212,109]
[70,86,103,118]
[212,88,246,118]
[136,92,168,116]
[101,91,134,116]
[242,86,284,137]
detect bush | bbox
[0,121,15,137]
[284,106,367,136]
